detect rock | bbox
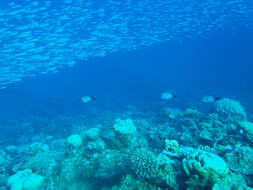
[215,98,247,122]
[83,128,100,141]
[7,169,45,190]
[183,150,229,188]
[113,118,136,135]
[66,134,83,148]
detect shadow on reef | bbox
[1,98,253,190]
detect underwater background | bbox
[0,0,253,189]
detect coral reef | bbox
[215,98,247,122]
[113,118,137,135]
[126,147,176,188]
[7,169,45,190]
[0,98,253,190]
[182,150,229,188]
[111,174,165,190]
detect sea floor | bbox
[1,98,253,190]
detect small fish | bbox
[160,92,176,100]
[81,96,95,103]
[202,96,221,103]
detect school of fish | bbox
[0,0,252,89]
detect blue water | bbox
[1,0,253,189]
[1,29,253,116]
